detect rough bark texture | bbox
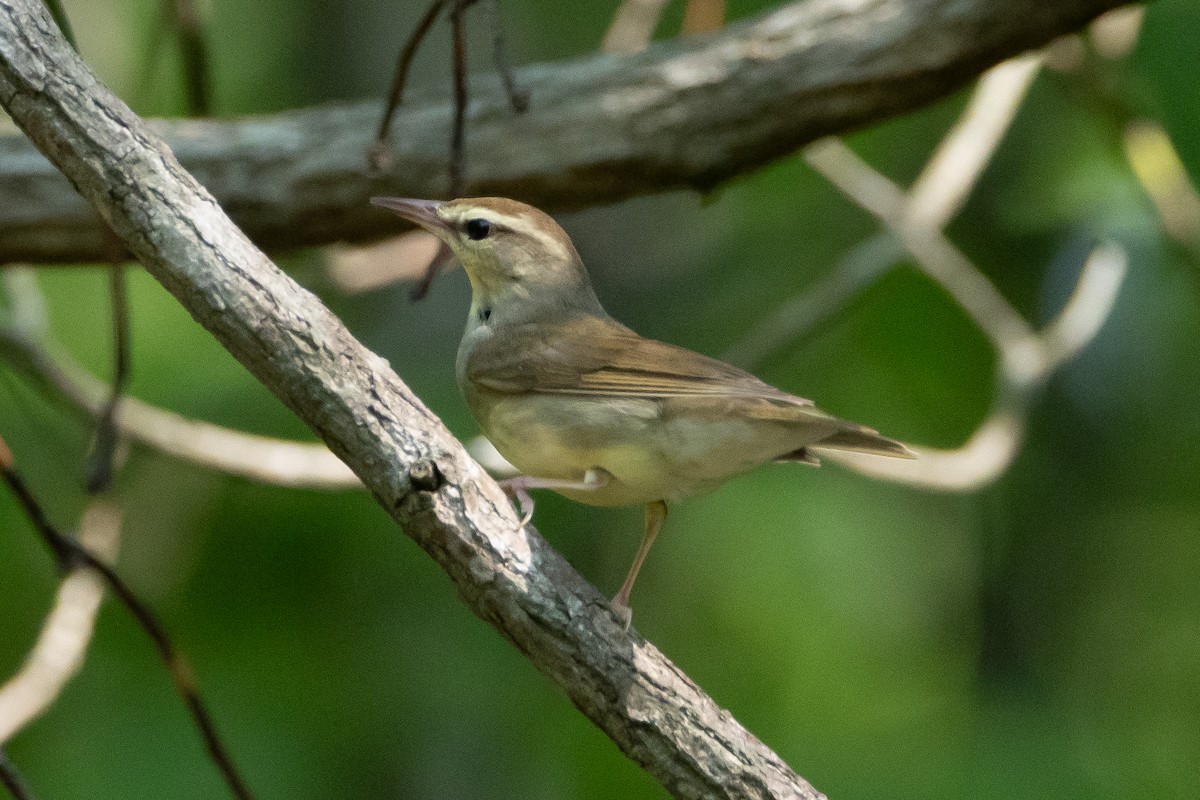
[0,0,1129,264]
[0,2,829,797]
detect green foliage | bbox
[1133,0,1200,189]
[2,2,1199,799]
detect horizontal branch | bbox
[0,2,826,797]
[0,0,1129,264]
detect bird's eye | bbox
[465,218,491,241]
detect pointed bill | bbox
[371,197,450,236]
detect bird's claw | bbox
[610,597,633,631]
[498,477,536,527]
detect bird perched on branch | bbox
[373,196,914,626]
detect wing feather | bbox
[467,315,813,406]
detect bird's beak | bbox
[371,197,451,235]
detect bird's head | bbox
[372,196,603,322]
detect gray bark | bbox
[0,0,1129,265]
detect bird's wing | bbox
[467,315,812,405]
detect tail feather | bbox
[811,424,916,459]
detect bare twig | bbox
[0,748,37,800]
[801,139,1125,490]
[730,54,1043,371]
[448,0,469,194]
[0,323,359,489]
[906,54,1042,229]
[823,243,1127,487]
[721,233,903,368]
[681,0,726,35]
[0,440,255,800]
[84,264,129,493]
[484,0,528,111]
[370,0,447,171]
[1124,119,1200,248]
[170,0,211,116]
[729,50,1121,491]
[602,0,670,53]
[0,500,121,743]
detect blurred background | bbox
[2,0,1198,798]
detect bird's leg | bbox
[611,500,668,629]
[497,468,611,526]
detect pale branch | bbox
[0,0,1132,265]
[726,53,1042,399]
[0,3,825,798]
[802,138,1127,489]
[602,0,671,53]
[1,268,357,489]
[0,319,360,489]
[0,500,121,744]
[728,47,1122,491]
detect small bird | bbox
[372,196,914,625]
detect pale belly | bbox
[477,393,804,507]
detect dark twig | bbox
[372,0,524,299]
[0,749,37,800]
[407,243,454,301]
[448,0,469,195]
[0,438,255,800]
[407,0,473,301]
[485,0,528,112]
[370,0,448,171]
[84,264,130,494]
[170,0,212,116]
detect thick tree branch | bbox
[0,0,1130,265]
[0,2,824,797]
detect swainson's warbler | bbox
[373,196,914,625]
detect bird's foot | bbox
[610,594,633,631]
[496,477,536,526]
[497,469,613,528]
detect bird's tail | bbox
[811,423,916,459]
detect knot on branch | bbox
[408,459,447,494]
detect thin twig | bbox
[601,0,670,53]
[170,0,212,116]
[727,52,1120,491]
[404,0,476,301]
[801,139,1125,489]
[369,0,448,171]
[805,138,1038,359]
[485,0,528,111]
[906,54,1042,229]
[448,0,469,196]
[0,448,255,800]
[0,500,122,743]
[0,322,359,489]
[722,233,903,368]
[0,748,37,800]
[84,264,130,494]
[823,243,1127,488]
[681,0,726,35]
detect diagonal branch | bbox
[0,2,824,797]
[0,0,1132,265]
[0,499,122,744]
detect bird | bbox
[372,196,915,626]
